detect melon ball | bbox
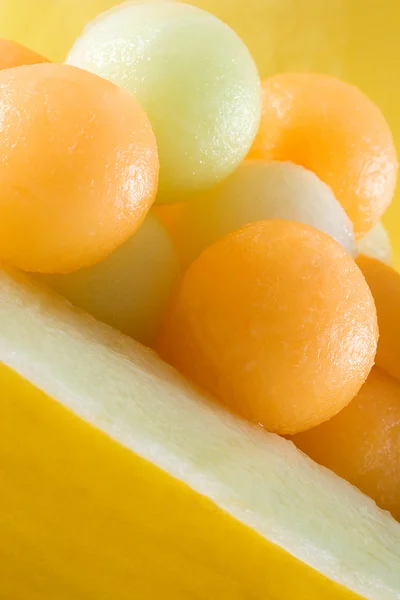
[248,73,398,238]
[291,367,400,522]
[0,38,49,70]
[356,255,400,383]
[156,220,378,435]
[37,213,180,346]
[156,161,356,268]
[66,1,261,201]
[0,63,159,274]
[357,221,393,266]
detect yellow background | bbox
[1,0,399,264]
[0,5,397,596]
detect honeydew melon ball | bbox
[66,1,261,202]
[357,221,393,266]
[158,160,356,268]
[37,213,180,345]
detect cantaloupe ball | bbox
[248,73,398,238]
[66,1,261,202]
[357,255,400,382]
[156,220,378,435]
[0,38,49,69]
[0,63,159,274]
[357,221,393,266]
[156,161,356,268]
[37,213,179,345]
[291,367,400,522]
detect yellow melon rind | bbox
[0,267,399,599]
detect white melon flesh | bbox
[160,160,357,268]
[66,1,261,201]
[36,212,180,345]
[0,267,399,600]
[358,221,393,265]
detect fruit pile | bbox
[0,1,399,521]
[1,2,400,598]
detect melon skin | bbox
[0,267,399,599]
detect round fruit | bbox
[0,38,48,69]
[37,213,180,345]
[248,73,397,238]
[291,367,400,522]
[156,220,378,435]
[357,221,393,266]
[157,161,356,268]
[0,63,159,273]
[356,255,400,382]
[66,1,261,201]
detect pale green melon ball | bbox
[357,221,393,265]
[36,213,180,345]
[66,1,261,202]
[157,160,356,268]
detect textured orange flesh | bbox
[0,38,49,69]
[0,63,159,273]
[156,220,378,435]
[291,367,400,522]
[357,254,400,382]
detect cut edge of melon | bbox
[0,266,399,600]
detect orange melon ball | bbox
[0,38,49,70]
[156,220,378,435]
[356,255,400,382]
[291,367,400,522]
[248,73,398,238]
[0,63,159,273]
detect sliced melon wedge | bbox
[0,267,399,600]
